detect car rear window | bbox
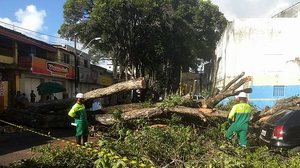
[267,110,294,125]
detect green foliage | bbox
[100,124,205,167]
[140,100,155,108]
[157,94,194,108]
[10,145,97,168]
[10,118,300,168]
[60,0,227,93]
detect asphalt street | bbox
[0,127,75,167]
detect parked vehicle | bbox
[259,109,300,149]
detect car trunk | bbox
[260,110,294,143]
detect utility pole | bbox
[74,36,79,94]
[74,37,101,94]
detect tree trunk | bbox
[84,77,146,100]
[209,56,221,97]
[94,105,228,125]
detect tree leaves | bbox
[59,0,227,92]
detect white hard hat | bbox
[237,92,247,98]
[76,93,84,99]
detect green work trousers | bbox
[75,120,88,137]
[226,123,248,147]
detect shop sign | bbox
[32,56,75,79]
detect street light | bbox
[78,37,101,57]
[74,37,101,93]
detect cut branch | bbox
[202,75,252,108]
[220,72,245,93]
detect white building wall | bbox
[216,18,300,86]
[216,18,300,108]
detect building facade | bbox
[216,18,300,109]
[0,25,113,112]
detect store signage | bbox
[46,62,70,76]
[32,56,75,79]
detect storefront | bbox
[19,56,75,102]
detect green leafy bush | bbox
[10,118,300,168]
[10,145,97,168]
[158,94,194,108]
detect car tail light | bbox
[272,125,284,140]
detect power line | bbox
[0,20,67,40]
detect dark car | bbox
[259,109,300,149]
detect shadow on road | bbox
[0,128,75,156]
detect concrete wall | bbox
[216,18,300,108]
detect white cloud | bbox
[0,4,47,42]
[211,0,300,20]
[15,5,46,31]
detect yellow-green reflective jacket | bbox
[228,102,252,126]
[68,103,87,123]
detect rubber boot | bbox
[76,136,81,145]
[83,136,88,145]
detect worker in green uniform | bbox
[226,92,252,147]
[68,93,89,145]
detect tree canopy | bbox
[59,0,227,93]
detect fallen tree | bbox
[5,78,147,128]
[84,77,146,100]
[201,72,252,109]
[95,105,229,125]
[6,73,253,127]
[92,72,252,125]
[258,96,300,123]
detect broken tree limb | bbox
[258,96,300,122]
[220,72,245,93]
[94,105,229,125]
[95,107,163,125]
[168,106,207,121]
[202,73,252,109]
[84,77,146,100]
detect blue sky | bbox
[0,0,67,44]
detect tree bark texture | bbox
[202,72,252,108]
[94,105,228,125]
[84,77,146,100]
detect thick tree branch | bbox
[221,72,245,92]
[84,77,146,100]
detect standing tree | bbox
[59,0,227,95]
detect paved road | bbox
[0,127,76,167]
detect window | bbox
[0,36,13,57]
[84,59,88,68]
[273,85,284,97]
[63,53,70,64]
